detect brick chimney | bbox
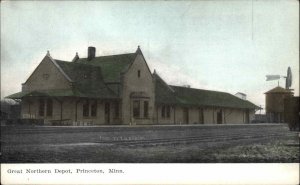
[87,46,96,61]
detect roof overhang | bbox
[6,89,120,100]
[6,91,50,99]
[5,89,77,99]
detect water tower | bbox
[265,67,294,123]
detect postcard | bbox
[1,1,299,184]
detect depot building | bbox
[7,46,259,125]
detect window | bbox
[39,99,45,116]
[114,102,119,118]
[91,101,97,117]
[83,100,89,117]
[161,105,171,119]
[46,99,53,116]
[166,105,170,118]
[144,101,149,118]
[42,74,49,80]
[133,100,140,118]
[138,70,141,78]
[161,106,165,118]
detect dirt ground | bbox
[1,125,299,163]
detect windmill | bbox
[266,67,293,90]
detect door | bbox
[183,108,189,124]
[245,109,250,123]
[105,102,110,124]
[199,108,204,124]
[217,109,222,124]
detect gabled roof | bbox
[8,59,119,99]
[55,60,118,99]
[264,86,293,94]
[154,73,259,109]
[24,54,73,84]
[153,72,177,104]
[8,49,140,99]
[75,53,137,82]
[44,52,73,82]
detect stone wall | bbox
[21,97,122,125]
[23,56,71,92]
[203,108,214,124]
[121,54,155,125]
[154,105,253,125]
[154,105,175,124]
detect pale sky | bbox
[1,1,299,113]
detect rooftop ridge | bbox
[264,86,293,94]
[53,59,70,63]
[46,56,73,82]
[171,85,258,105]
[78,52,136,60]
[170,85,230,95]
[55,59,101,68]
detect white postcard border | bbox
[1,163,299,185]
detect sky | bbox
[1,1,299,113]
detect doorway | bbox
[245,109,250,123]
[105,102,110,124]
[217,109,223,124]
[183,108,189,124]
[199,108,204,124]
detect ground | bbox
[1,124,299,163]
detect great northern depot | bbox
[7,46,259,125]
